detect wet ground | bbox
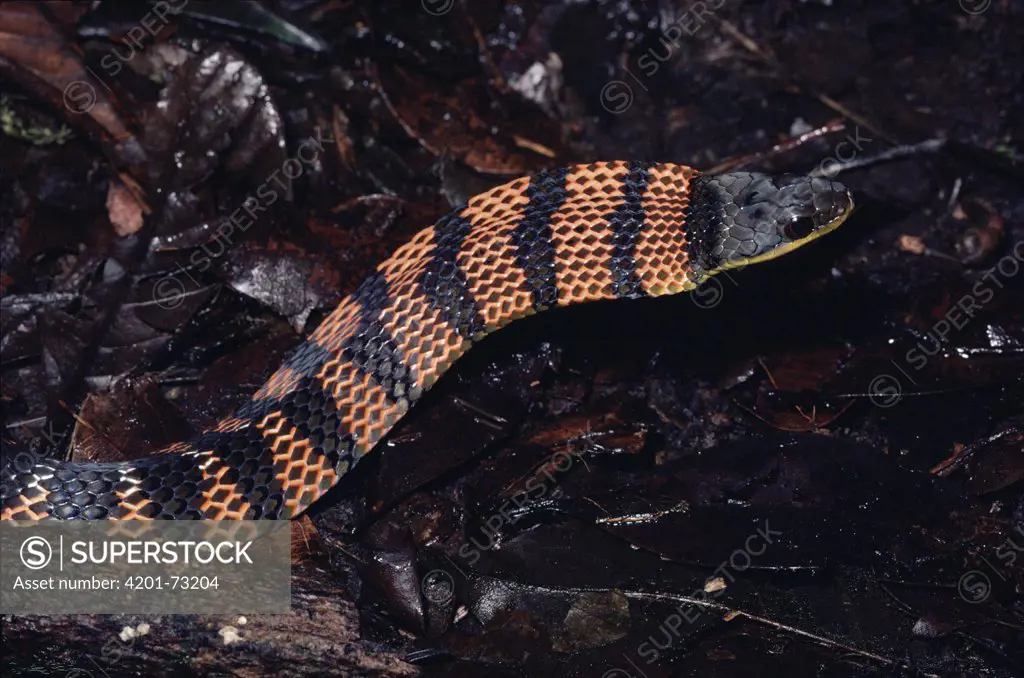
[1,1,1022,677]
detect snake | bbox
[0,162,853,521]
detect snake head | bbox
[687,172,854,276]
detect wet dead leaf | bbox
[375,64,563,175]
[70,377,194,463]
[106,180,145,235]
[0,2,143,164]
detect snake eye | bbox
[783,216,817,240]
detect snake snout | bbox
[809,178,854,229]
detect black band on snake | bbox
[0,163,853,521]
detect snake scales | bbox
[1,161,853,521]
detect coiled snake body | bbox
[1,162,853,521]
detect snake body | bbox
[1,162,853,521]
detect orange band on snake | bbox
[0,162,853,520]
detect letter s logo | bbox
[20,536,53,570]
